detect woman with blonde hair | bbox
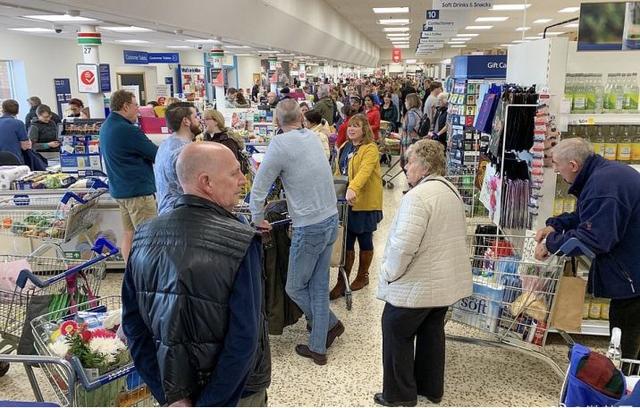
[202,109,247,173]
[330,114,383,299]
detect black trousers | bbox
[609,296,640,360]
[382,303,448,402]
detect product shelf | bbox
[566,113,640,125]
[549,319,610,337]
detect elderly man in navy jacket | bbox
[535,138,640,360]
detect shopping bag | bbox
[550,275,587,333]
[331,224,344,267]
[22,149,48,171]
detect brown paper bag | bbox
[550,276,587,332]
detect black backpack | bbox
[409,109,430,138]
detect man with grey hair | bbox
[250,98,345,365]
[535,137,640,361]
[310,84,335,125]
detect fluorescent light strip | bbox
[450,45,467,48]
[395,44,410,48]
[564,22,579,28]
[499,44,512,47]
[512,40,530,43]
[378,19,410,25]
[465,25,493,30]
[387,33,411,37]
[373,7,409,13]
[257,50,279,53]
[516,26,530,31]
[224,45,251,49]
[490,4,531,11]
[451,37,472,41]
[533,18,553,24]
[539,31,565,36]
[24,14,97,22]
[525,36,543,40]
[559,7,580,13]
[185,39,220,43]
[117,40,151,44]
[167,45,192,49]
[101,26,153,32]
[405,59,417,64]
[383,27,410,32]
[475,16,509,22]
[9,27,55,32]
[457,33,479,37]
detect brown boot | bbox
[351,250,373,291]
[330,250,355,300]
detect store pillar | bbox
[298,63,306,86]
[209,48,226,112]
[268,58,277,93]
[77,25,105,118]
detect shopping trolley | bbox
[447,231,591,378]
[381,135,407,190]
[378,121,398,167]
[31,295,156,407]
[331,176,352,310]
[0,189,107,257]
[0,238,118,382]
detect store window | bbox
[0,61,15,101]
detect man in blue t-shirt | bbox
[0,99,32,164]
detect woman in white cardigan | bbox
[374,140,472,407]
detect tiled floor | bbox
[0,173,608,406]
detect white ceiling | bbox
[0,0,379,66]
[325,0,585,63]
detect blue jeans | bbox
[286,214,339,354]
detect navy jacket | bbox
[99,112,158,199]
[545,154,640,299]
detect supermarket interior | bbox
[0,0,640,407]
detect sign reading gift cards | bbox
[77,64,99,93]
[432,0,494,9]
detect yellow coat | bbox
[336,142,383,211]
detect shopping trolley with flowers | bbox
[0,237,117,381]
[30,295,155,407]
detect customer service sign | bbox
[433,0,494,9]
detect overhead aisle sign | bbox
[432,0,494,9]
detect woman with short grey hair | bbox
[374,139,471,407]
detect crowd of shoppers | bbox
[10,74,638,407]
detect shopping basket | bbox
[559,342,640,406]
[0,190,106,244]
[0,237,117,378]
[448,231,592,377]
[31,295,156,407]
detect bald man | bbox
[122,142,271,407]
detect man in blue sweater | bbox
[535,138,640,360]
[99,89,158,262]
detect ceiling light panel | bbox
[475,17,508,22]
[564,22,579,28]
[257,50,279,53]
[559,7,580,13]
[24,14,97,22]
[378,19,410,25]
[451,37,472,41]
[533,18,553,24]
[457,33,479,37]
[9,27,55,32]
[383,27,410,32]
[465,25,493,30]
[490,4,531,11]
[373,7,409,13]
[167,45,191,49]
[395,44,410,48]
[117,40,151,44]
[185,39,220,43]
[450,45,467,48]
[516,26,530,31]
[540,31,565,36]
[101,26,153,32]
[387,33,411,37]
[525,36,543,40]
[224,45,251,49]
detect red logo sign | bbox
[80,70,95,86]
[392,48,402,63]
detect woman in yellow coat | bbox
[330,114,383,299]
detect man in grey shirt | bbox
[154,102,199,215]
[250,99,344,365]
